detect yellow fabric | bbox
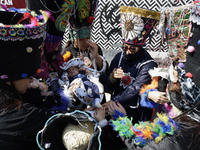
[120,6,161,20]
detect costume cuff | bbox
[140,89,159,108]
[93,55,107,74]
[98,119,108,127]
[109,74,116,83]
[94,98,102,108]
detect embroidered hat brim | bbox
[0,7,47,82]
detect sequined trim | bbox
[120,6,161,20]
[0,24,47,41]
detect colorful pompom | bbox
[178,63,184,68]
[140,89,159,108]
[198,39,200,45]
[37,69,42,74]
[21,73,28,78]
[0,74,8,79]
[63,51,71,62]
[187,46,195,53]
[40,10,50,22]
[186,72,193,78]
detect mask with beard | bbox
[124,47,143,62]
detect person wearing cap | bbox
[0,7,56,150]
[107,12,200,149]
[61,0,108,76]
[98,7,159,150]
[103,7,159,124]
[107,61,200,150]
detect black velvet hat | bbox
[25,0,65,37]
[0,7,47,82]
[26,0,98,40]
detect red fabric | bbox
[6,0,26,8]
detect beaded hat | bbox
[120,6,160,46]
[0,6,48,82]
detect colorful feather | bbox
[110,111,177,147]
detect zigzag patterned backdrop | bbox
[63,0,194,63]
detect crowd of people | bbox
[0,0,200,150]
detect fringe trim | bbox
[120,6,161,20]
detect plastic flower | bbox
[87,16,95,23]
[121,12,144,41]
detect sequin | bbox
[37,69,41,73]
[0,28,7,36]
[8,29,16,36]
[17,29,25,36]
[25,29,32,35]
[21,73,28,78]
[33,29,38,34]
[0,75,8,79]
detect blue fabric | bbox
[70,72,100,101]
[70,72,86,82]
[108,50,157,109]
[140,89,159,109]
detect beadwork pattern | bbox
[0,24,47,41]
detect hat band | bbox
[69,28,91,40]
[0,24,47,41]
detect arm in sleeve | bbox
[113,61,157,109]
[93,46,108,73]
[106,53,120,94]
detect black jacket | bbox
[0,103,53,150]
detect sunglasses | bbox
[122,45,139,52]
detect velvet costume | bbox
[0,103,53,150]
[69,72,101,104]
[108,49,157,123]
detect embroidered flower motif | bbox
[120,72,135,89]
[121,13,144,42]
[121,76,132,85]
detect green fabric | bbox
[69,28,91,40]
